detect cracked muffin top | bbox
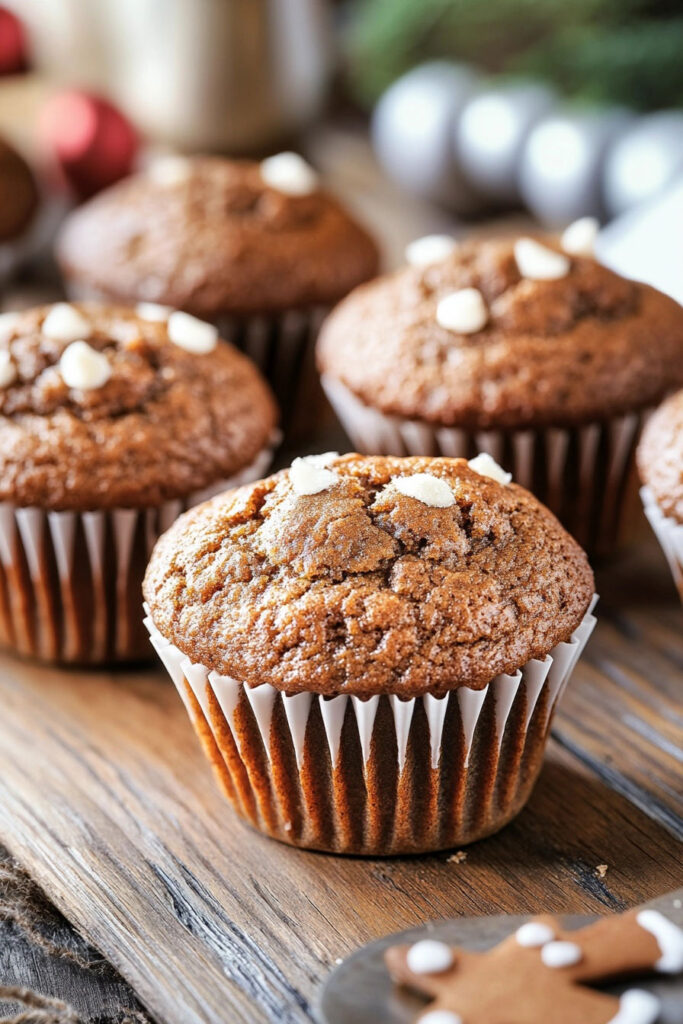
[637,389,683,524]
[0,302,277,510]
[56,155,379,316]
[144,453,594,697]
[316,236,683,430]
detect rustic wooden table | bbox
[0,132,681,1024]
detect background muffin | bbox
[637,389,683,599]
[317,235,683,554]
[0,136,40,283]
[144,453,595,855]
[0,302,278,664]
[56,153,379,433]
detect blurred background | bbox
[0,0,681,294]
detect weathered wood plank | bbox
[0,844,148,1023]
[0,569,680,1024]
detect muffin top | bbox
[0,138,39,242]
[56,154,380,317]
[144,453,594,697]
[317,236,683,429]
[637,390,683,524]
[0,303,277,511]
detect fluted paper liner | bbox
[215,307,330,438]
[0,441,276,665]
[145,596,597,855]
[641,486,683,600]
[322,375,645,555]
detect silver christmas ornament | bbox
[456,81,557,204]
[519,108,633,226]
[603,111,683,218]
[371,61,486,214]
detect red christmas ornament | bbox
[39,90,139,199]
[0,6,28,75]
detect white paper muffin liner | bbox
[144,596,597,855]
[322,375,645,555]
[0,440,276,665]
[641,486,683,599]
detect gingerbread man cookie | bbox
[385,908,683,1024]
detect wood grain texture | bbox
[0,538,681,1024]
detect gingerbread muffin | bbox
[144,453,596,855]
[0,137,40,282]
[0,302,278,664]
[637,389,683,599]
[56,153,379,432]
[317,229,683,553]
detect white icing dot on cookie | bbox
[136,302,173,322]
[420,1011,463,1024]
[467,453,512,485]
[393,473,456,508]
[167,311,218,354]
[148,155,192,187]
[540,941,583,968]
[514,237,570,281]
[436,288,488,334]
[636,910,683,973]
[515,922,555,948]
[406,940,455,975]
[405,234,458,267]
[0,311,20,338]
[59,341,111,391]
[606,989,660,1024]
[561,216,599,257]
[0,350,17,388]
[290,456,338,496]
[260,152,319,196]
[42,303,92,343]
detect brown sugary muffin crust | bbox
[56,157,379,316]
[0,303,277,510]
[0,138,38,241]
[317,238,683,429]
[144,454,594,697]
[637,389,683,523]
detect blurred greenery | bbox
[344,0,683,110]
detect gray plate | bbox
[319,892,683,1024]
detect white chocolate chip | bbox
[59,341,111,391]
[167,311,218,354]
[561,216,599,257]
[42,303,92,343]
[304,451,340,468]
[405,234,458,267]
[420,1012,463,1024]
[636,910,683,973]
[467,453,512,485]
[607,990,660,1024]
[0,350,17,388]
[290,455,338,496]
[515,922,555,948]
[260,152,319,196]
[148,155,192,187]
[0,312,20,339]
[540,941,583,968]
[514,237,570,281]
[406,940,454,975]
[136,302,173,322]
[393,473,455,508]
[436,288,488,334]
